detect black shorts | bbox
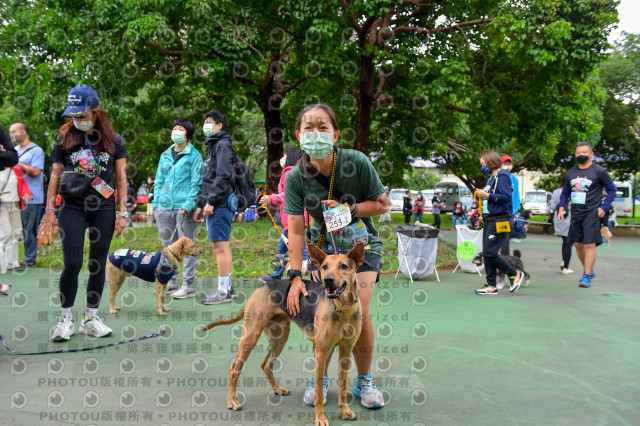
[310,252,381,283]
[568,212,602,245]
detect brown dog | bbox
[203,243,365,426]
[601,226,612,246]
[106,237,201,316]
[37,224,59,255]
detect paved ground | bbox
[1,232,639,426]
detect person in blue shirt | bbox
[475,150,525,295]
[510,209,532,242]
[9,123,45,268]
[499,154,521,256]
[152,119,203,299]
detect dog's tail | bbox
[202,306,245,331]
[513,249,521,258]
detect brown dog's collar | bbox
[334,300,358,314]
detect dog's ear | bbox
[346,242,365,269]
[307,244,327,269]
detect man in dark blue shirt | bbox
[557,142,615,288]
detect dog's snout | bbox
[323,275,335,286]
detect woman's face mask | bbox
[73,119,95,132]
[299,131,334,159]
[279,155,287,168]
[171,130,187,144]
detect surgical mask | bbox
[300,131,334,159]
[502,165,512,171]
[576,155,589,164]
[73,119,94,132]
[203,123,217,137]
[279,156,286,168]
[481,165,491,175]
[171,130,187,144]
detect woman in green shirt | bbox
[283,103,390,409]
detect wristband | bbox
[350,203,358,217]
[45,207,55,211]
[287,269,303,280]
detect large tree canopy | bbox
[0,0,619,191]
[597,32,640,176]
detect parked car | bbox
[136,183,148,205]
[421,189,435,212]
[522,191,552,215]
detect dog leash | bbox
[257,194,289,249]
[0,329,165,355]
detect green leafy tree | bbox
[596,32,640,176]
[404,168,439,190]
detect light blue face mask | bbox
[299,131,334,159]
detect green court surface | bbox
[1,233,639,425]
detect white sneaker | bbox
[79,314,113,338]
[511,238,522,243]
[172,285,195,299]
[303,374,328,406]
[353,374,385,409]
[51,315,74,342]
[166,281,178,292]
[562,268,574,275]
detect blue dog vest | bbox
[108,249,178,285]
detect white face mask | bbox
[73,119,94,132]
[502,165,512,171]
[279,156,287,168]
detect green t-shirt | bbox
[284,148,386,256]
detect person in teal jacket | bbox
[152,119,203,298]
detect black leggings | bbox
[433,213,441,229]
[58,207,115,308]
[561,235,572,269]
[483,216,517,286]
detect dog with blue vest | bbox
[106,237,201,316]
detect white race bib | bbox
[323,203,352,232]
[571,191,586,205]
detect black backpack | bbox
[231,152,256,211]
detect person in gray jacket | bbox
[550,177,573,274]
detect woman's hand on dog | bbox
[114,216,127,237]
[287,277,308,316]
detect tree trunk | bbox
[354,53,375,154]
[255,92,283,195]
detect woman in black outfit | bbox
[403,190,412,224]
[38,85,128,341]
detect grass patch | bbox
[29,213,457,278]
